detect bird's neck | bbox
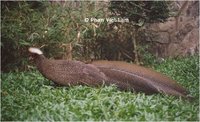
[35,55,46,70]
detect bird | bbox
[28,47,107,87]
[29,47,192,99]
[90,60,192,99]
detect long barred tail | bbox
[91,60,192,99]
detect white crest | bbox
[28,47,43,55]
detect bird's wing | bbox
[81,64,108,86]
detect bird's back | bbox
[37,59,107,86]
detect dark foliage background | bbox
[1,1,172,72]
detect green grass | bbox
[1,56,199,121]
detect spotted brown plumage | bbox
[28,47,107,87]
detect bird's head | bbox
[28,47,44,61]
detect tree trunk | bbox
[132,27,139,65]
[175,1,188,30]
[65,43,72,60]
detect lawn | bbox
[1,56,199,121]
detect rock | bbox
[141,1,199,58]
